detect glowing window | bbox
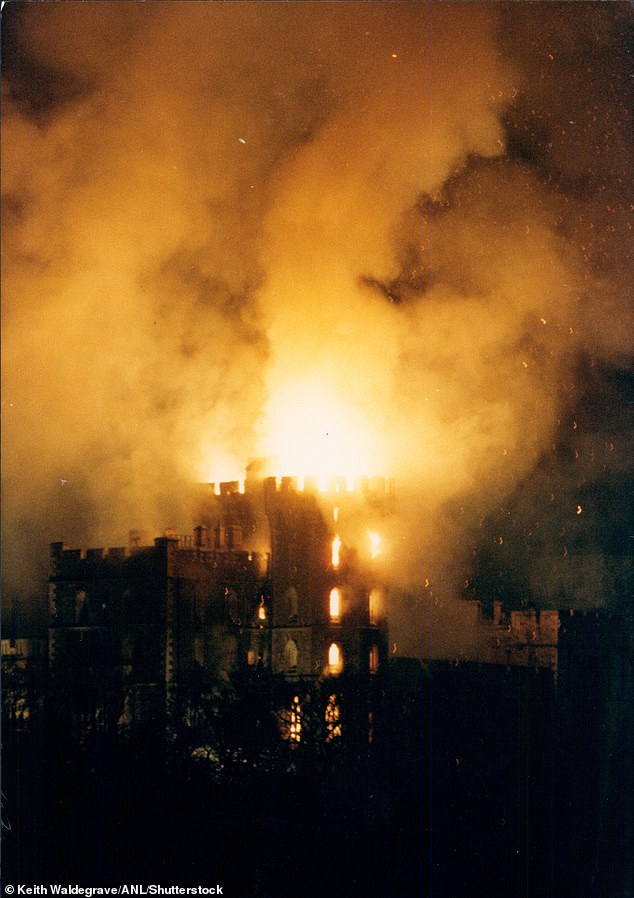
[258,598,266,621]
[325,693,342,741]
[289,695,302,744]
[328,642,343,674]
[331,535,342,569]
[369,644,379,674]
[369,588,382,624]
[247,649,256,666]
[329,588,341,621]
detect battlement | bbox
[49,533,269,578]
[206,474,395,498]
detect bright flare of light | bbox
[368,531,381,559]
[260,377,380,481]
[329,588,341,620]
[331,535,342,569]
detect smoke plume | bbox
[3,3,632,652]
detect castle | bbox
[47,472,390,744]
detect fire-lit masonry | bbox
[47,474,391,743]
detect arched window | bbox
[369,644,379,674]
[329,588,341,621]
[285,587,299,623]
[285,638,298,671]
[369,588,382,624]
[328,642,343,675]
[75,590,87,624]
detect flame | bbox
[259,376,381,482]
[331,535,342,569]
[289,695,302,743]
[368,530,381,559]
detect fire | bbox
[331,535,342,569]
[289,696,302,743]
[259,376,382,483]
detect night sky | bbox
[2,2,632,651]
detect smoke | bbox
[3,3,632,650]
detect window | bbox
[331,535,342,569]
[325,693,342,741]
[285,587,299,623]
[369,588,382,624]
[75,590,87,624]
[329,588,341,621]
[247,648,256,666]
[284,638,298,671]
[369,644,379,674]
[328,642,343,675]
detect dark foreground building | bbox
[3,474,632,897]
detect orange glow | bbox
[369,588,383,623]
[333,506,339,523]
[331,535,342,569]
[289,695,302,743]
[329,587,341,620]
[259,376,381,483]
[325,693,342,739]
[328,643,343,674]
[258,599,266,621]
[368,530,381,559]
